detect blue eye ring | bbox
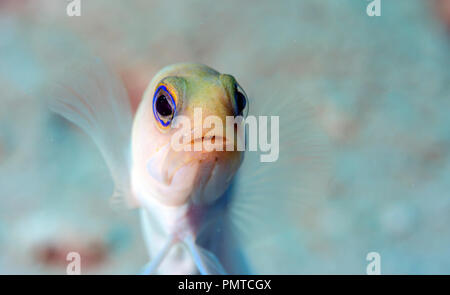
[153,85,176,128]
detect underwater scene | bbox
[0,0,449,274]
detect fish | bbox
[45,58,330,274]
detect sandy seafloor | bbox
[0,0,449,274]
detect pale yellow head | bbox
[131,63,248,207]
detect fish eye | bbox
[235,84,248,117]
[153,85,176,128]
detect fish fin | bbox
[184,234,227,275]
[44,58,137,207]
[207,89,332,274]
[140,235,177,275]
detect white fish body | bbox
[46,59,330,274]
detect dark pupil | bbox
[236,91,246,114]
[155,94,173,117]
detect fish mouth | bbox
[147,136,234,187]
[187,135,233,151]
[191,135,219,144]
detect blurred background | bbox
[0,0,450,274]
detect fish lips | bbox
[146,139,242,206]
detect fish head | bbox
[132,63,248,207]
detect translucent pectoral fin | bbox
[140,234,177,275]
[212,88,332,274]
[183,234,227,275]
[44,58,135,207]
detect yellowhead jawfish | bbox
[47,59,329,274]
